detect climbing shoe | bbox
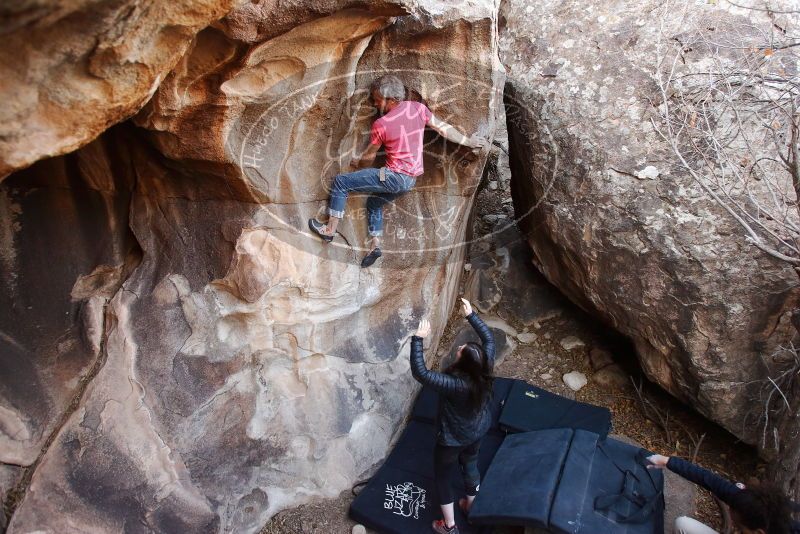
[308,218,334,242]
[432,519,459,534]
[360,247,382,268]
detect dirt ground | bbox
[261,144,762,534]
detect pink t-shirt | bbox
[369,101,432,177]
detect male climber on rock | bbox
[308,74,488,268]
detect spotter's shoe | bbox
[432,519,459,534]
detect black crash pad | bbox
[384,420,504,477]
[499,380,612,438]
[351,376,516,534]
[353,378,620,533]
[549,430,664,534]
[350,466,442,534]
[468,428,573,527]
[349,420,503,534]
[468,429,663,533]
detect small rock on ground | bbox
[563,371,588,391]
[517,332,537,344]
[588,347,614,370]
[636,165,660,179]
[560,336,585,350]
[591,364,629,390]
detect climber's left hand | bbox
[415,319,431,338]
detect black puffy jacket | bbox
[666,457,741,504]
[410,311,495,446]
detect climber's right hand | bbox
[415,319,431,338]
[460,298,473,317]
[469,135,490,155]
[645,454,669,469]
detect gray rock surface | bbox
[517,332,537,344]
[499,0,800,447]
[441,317,517,369]
[0,464,22,528]
[466,222,569,325]
[592,364,630,390]
[559,336,585,351]
[588,348,615,372]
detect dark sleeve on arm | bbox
[667,457,742,503]
[410,335,468,396]
[466,311,495,369]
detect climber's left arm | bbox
[428,115,488,153]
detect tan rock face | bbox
[0,0,242,178]
[2,0,503,531]
[499,0,799,446]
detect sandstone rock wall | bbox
[0,0,243,178]
[0,125,140,471]
[1,0,503,531]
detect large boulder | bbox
[499,0,800,447]
[2,0,503,531]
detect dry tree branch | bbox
[754,342,800,450]
[653,3,800,265]
[670,416,707,462]
[651,10,800,264]
[651,0,800,499]
[723,0,800,16]
[631,377,674,445]
[768,375,792,410]
[691,432,707,463]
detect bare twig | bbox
[652,0,800,497]
[631,377,674,444]
[691,433,707,464]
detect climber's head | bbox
[448,342,493,410]
[370,75,405,114]
[727,484,792,534]
[455,342,484,368]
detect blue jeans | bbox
[327,167,416,237]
